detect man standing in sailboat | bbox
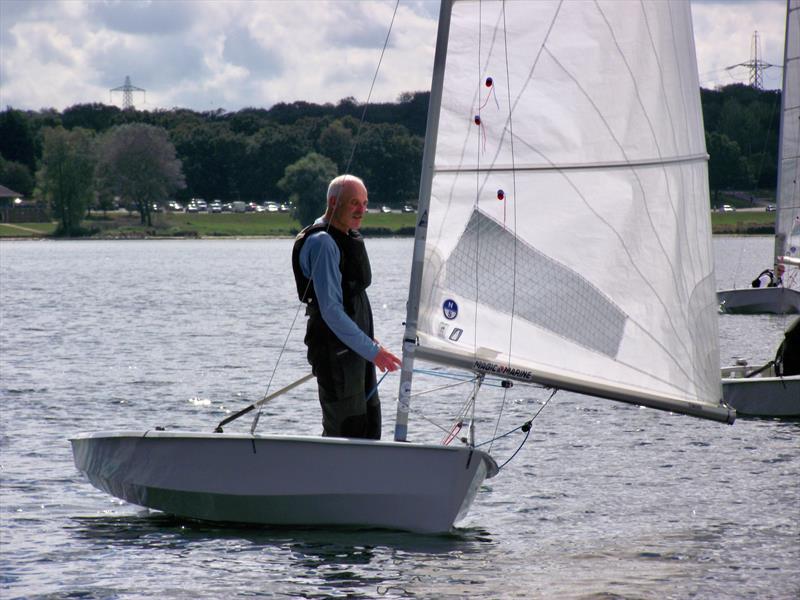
[292,174,402,439]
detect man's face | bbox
[330,180,368,232]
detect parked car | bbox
[720,204,735,213]
[766,204,775,212]
[402,205,415,213]
[380,205,392,213]
[265,202,279,212]
[210,201,222,213]
[279,203,290,213]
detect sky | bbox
[0,0,790,113]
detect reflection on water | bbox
[67,512,495,598]
[69,513,490,554]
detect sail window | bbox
[443,210,627,358]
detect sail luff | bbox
[394,0,453,442]
[435,152,710,173]
[775,0,800,287]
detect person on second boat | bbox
[775,317,800,377]
[751,268,781,288]
[291,174,401,439]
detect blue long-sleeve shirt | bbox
[299,223,379,362]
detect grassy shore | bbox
[0,211,418,239]
[0,209,777,239]
[711,210,776,234]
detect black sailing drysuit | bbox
[291,223,381,439]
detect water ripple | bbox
[0,238,797,599]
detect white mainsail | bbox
[397,0,733,434]
[775,0,800,281]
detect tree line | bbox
[0,92,426,235]
[0,84,782,234]
[702,84,782,203]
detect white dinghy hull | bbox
[721,366,800,418]
[717,287,800,315]
[70,431,498,534]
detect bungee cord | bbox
[479,388,557,471]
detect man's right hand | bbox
[374,346,402,372]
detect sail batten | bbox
[434,152,709,173]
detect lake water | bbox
[1,236,798,599]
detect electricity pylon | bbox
[110,76,146,110]
[725,30,776,90]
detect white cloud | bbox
[0,0,789,112]
[0,0,438,111]
[691,0,786,90]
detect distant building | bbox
[0,184,21,198]
[0,184,49,223]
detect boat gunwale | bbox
[721,374,800,385]
[69,430,497,457]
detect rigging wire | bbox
[393,365,556,451]
[489,0,521,455]
[410,375,481,398]
[441,376,482,445]
[411,367,511,388]
[751,92,781,196]
[394,371,486,442]
[248,0,401,433]
[470,0,484,412]
[727,91,780,290]
[466,0,495,452]
[397,393,474,440]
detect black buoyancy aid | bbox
[291,222,372,315]
[291,222,375,397]
[751,269,776,288]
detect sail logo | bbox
[473,360,533,381]
[443,299,458,319]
